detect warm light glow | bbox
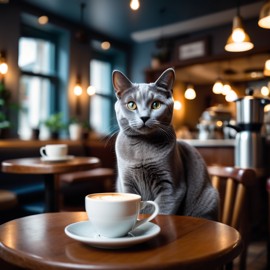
[0,62,8,75]
[184,85,196,100]
[261,86,270,96]
[258,0,270,29]
[231,28,245,43]
[101,41,111,50]
[73,84,83,96]
[130,0,140,10]
[225,90,238,102]
[87,85,96,96]
[222,84,231,95]
[216,120,223,127]
[212,80,223,94]
[264,59,270,76]
[38,16,49,25]
[264,104,270,112]
[225,15,254,52]
[174,100,182,110]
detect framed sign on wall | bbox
[174,37,210,61]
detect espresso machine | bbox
[232,88,270,169]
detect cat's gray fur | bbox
[112,68,219,220]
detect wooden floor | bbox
[233,240,268,270]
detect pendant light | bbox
[258,0,270,29]
[225,2,254,52]
[184,84,196,100]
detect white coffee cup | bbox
[40,144,68,158]
[85,192,159,238]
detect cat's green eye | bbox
[127,101,137,110]
[151,101,161,110]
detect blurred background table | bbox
[1,157,100,212]
[0,212,242,270]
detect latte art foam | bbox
[90,193,138,201]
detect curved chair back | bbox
[207,165,257,270]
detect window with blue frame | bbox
[18,31,58,140]
[89,59,117,135]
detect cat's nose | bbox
[141,117,150,123]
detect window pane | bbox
[18,37,55,75]
[90,59,113,135]
[18,75,51,139]
[90,95,111,135]
[90,60,111,95]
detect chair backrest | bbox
[207,165,256,229]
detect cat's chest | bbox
[118,139,161,161]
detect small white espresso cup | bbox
[40,144,68,158]
[85,192,159,238]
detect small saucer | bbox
[64,221,160,249]
[40,155,74,162]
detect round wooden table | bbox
[0,212,242,270]
[1,157,100,212]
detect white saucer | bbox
[40,155,74,162]
[64,221,160,249]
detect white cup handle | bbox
[132,201,159,230]
[40,147,47,157]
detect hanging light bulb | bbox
[225,8,254,52]
[184,85,196,100]
[0,51,8,75]
[258,0,270,29]
[130,0,140,10]
[73,75,83,96]
[73,83,83,96]
[264,59,270,76]
[212,79,223,94]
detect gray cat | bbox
[112,68,218,220]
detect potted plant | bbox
[68,116,83,140]
[44,112,66,139]
[0,80,12,138]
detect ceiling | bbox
[20,0,262,43]
[18,0,268,85]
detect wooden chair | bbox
[266,178,270,270]
[207,165,257,270]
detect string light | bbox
[212,79,223,94]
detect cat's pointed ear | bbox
[112,70,133,98]
[155,68,175,93]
